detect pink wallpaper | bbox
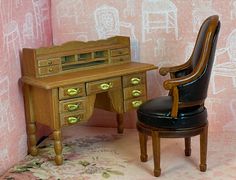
[0,0,52,175]
[51,0,236,132]
[1,0,236,176]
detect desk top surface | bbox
[21,62,157,89]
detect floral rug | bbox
[1,126,236,180]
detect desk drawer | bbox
[60,112,86,126]
[38,58,60,67]
[123,73,146,87]
[110,48,129,57]
[59,97,85,113]
[123,85,146,100]
[124,96,146,112]
[59,83,86,100]
[38,65,60,76]
[110,55,130,63]
[86,77,121,95]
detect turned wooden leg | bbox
[139,132,148,162]
[23,84,38,156]
[116,113,124,134]
[151,131,161,177]
[200,125,208,172]
[185,137,191,156]
[27,122,38,156]
[53,130,63,165]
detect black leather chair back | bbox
[178,17,221,103]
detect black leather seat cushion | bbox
[137,96,208,129]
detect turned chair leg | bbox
[151,131,161,177]
[185,137,191,156]
[200,125,208,172]
[139,132,148,162]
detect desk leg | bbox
[51,88,63,165]
[53,129,63,165]
[23,84,38,156]
[116,113,124,134]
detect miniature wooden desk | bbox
[21,36,156,165]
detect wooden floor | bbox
[1,126,236,180]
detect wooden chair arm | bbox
[171,86,179,118]
[159,59,192,76]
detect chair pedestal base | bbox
[137,121,208,177]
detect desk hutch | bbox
[21,36,156,165]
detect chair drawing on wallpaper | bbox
[22,13,34,44]
[56,0,85,26]
[154,38,178,67]
[212,29,236,94]
[56,0,88,41]
[123,0,135,17]
[94,5,139,60]
[0,0,22,59]
[142,0,178,42]
[136,15,220,177]
[32,0,49,41]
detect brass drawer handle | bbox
[131,77,141,85]
[67,88,80,96]
[67,116,81,124]
[132,90,142,97]
[100,82,113,90]
[67,104,79,111]
[132,100,142,108]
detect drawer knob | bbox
[67,88,80,96]
[48,67,53,72]
[132,100,143,108]
[100,82,113,90]
[67,116,80,124]
[67,104,79,111]
[131,77,141,85]
[132,90,142,97]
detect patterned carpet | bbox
[1,126,236,180]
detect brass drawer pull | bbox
[100,82,113,90]
[67,116,80,124]
[131,77,141,85]
[132,100,142,108]
[67,104,79,111]
[132,90,142,97]
[48,67,53,72]
[67,88,80,96]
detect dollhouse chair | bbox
[136,15,220,177]
[94,5,139,60]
